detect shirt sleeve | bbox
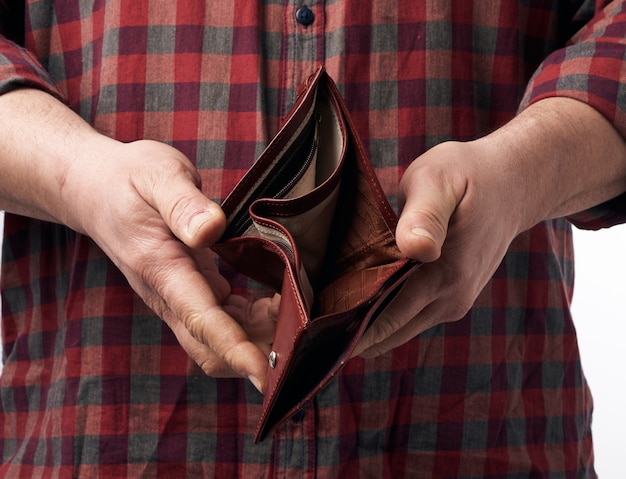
[520,0,626,230]
[0,34,63,100]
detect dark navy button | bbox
[296,6,315,26]
[291,408,305,423]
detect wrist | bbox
[0,87,120,231]
[474,97,626,233]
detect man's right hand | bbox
[0,88,275,392]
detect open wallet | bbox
[211,66,421,442]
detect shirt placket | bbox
[279,0,326,116]
[272,1,324,477]
[273,402,318,478]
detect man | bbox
[1,1,625,477]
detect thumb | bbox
[396,166,462,263]
[132,140,226,248]
[177,197,226,248]
[158,178,226,249]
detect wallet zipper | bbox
[272,115,320,199]
[225,113,320,239]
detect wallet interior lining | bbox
[221,96,320,240]
[253,87,345,286]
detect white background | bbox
[571,226,626,478]
[0,212,623,475]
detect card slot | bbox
[313,260,407,316]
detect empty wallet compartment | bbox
[211,67,420,441]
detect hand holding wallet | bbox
[212,67,420,441]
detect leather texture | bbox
[212,67,421,441]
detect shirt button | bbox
[291,408,305,423]
[295,6,315,26]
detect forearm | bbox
[475,97,626,234]
[0,87,117,231]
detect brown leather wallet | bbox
[212,66,420,441]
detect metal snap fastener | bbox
[269,351,277,369]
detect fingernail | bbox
[249,375,263,394]
[411,227,436,243]
[187,210,214,237]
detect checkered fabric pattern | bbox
[1,1,626,477]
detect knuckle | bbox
[197,354,229,377]
[132,248,171,285]
[179,306,210,344]
[435,273,477,323]
[369,314,405,345]
[446,300,473,322]
[360,345,388,359]
[166,192,201,229]
[221,341,250,373]
[440,289,474,322]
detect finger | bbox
[352,261,474,359]
[168,272,269,390]
[190,247,231,300]
[191,248,277,343]
[396,163,464,263]
[223,295,277,344]
[355,300,444,359]
[133,242,269,391]
[156,175,225,248]
[351,270,435,358]
[167,310,272,379]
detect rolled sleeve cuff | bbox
[520,2,626,229]
[0,37,64,101]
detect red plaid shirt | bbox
[2,1,626,477]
